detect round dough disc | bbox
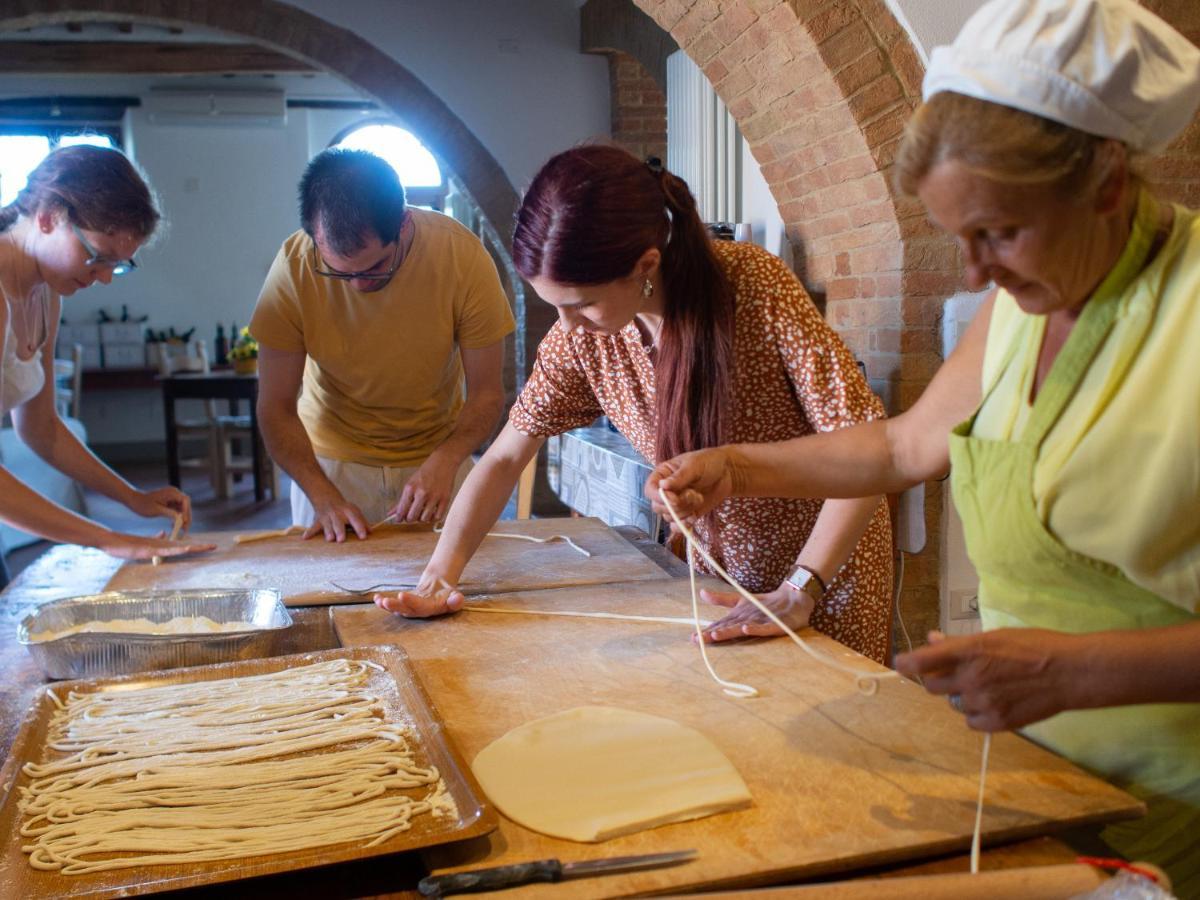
[471,705,752,842]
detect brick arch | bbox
[637,0,948,410]
[637,0,1200,401]
[636,0,952,641]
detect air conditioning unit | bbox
[143,89,287,127]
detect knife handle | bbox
[418,859,564,896]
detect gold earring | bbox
[642,278,654,299]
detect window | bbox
[0,132,117,206]
[331,122,446,210]
[666,50,742,225]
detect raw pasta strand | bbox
[971,732,991,874]
[659,488,990,874]
[17,658,456,875]
[433,522,591,557]
[657,488,898,696]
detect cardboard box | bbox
[99,322,146,344]
[57,324,101,346]
[147,341,205,373]
[79,345,102,370]
[102,342,148,369]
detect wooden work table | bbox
[0,526,1139,898]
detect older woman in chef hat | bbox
[647,0,1200,890]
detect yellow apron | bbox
[949,193,1200,897]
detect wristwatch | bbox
[785,564,826,602]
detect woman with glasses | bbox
[0,145,212,584]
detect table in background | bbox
[160,371,268,501]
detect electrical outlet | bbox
[949,589,979,621]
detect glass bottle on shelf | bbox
[215,324,228,366]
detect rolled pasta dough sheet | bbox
[471,705,752,842]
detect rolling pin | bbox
[691,862,1167,900]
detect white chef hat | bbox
[924,0,1200,153]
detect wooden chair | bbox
[515,453,537,520]
[53,343,84,421]
[158,342,275,499]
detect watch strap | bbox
[786,564,826,601]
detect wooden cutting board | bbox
[333,580,1143,898]
[102,517,669,606]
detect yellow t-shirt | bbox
[973,203,1200,613]
[250,209,514,467]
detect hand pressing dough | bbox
[471,706,751,842]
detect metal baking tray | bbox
[0,645,496,899]
[17,588,292,680]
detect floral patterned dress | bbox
[510,241,894,662]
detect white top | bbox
[1,290,49,416]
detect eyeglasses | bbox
[312,240,403,283]
[71,223,138,276]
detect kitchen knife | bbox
[417,849,697,896]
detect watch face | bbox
[788,569,812,589]
[787,567,822,598]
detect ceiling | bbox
[0,20,363,100]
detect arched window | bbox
[331,122,446,211]
[0,132,116,206]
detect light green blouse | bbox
[973,203,1200,614]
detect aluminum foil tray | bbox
[17,589,292,680]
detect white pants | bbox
[291,456,474,527]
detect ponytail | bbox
[512,144,734,464]
[652,169,734,464]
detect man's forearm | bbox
[258,406,340,502]
[429,390,505,466]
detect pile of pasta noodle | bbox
[18,658,455,875]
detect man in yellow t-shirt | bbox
[250,149,514,541]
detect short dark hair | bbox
[298,148,406,255]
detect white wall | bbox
[887,0,982,60]
[740,139,791,267]
[20,1,612,448]
[73,105,369,446]
[283,0,610,191]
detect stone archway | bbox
[634,0,951,640]
[638,0,943,402]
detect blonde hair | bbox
[895,92,1131,200]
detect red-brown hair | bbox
[0,145,160,237]
[512,145,734,464]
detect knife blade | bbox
[417,849,697,896]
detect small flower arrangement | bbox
[228,327,258,361]
[229,328,258,374]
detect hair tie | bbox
[645,156,664,175]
